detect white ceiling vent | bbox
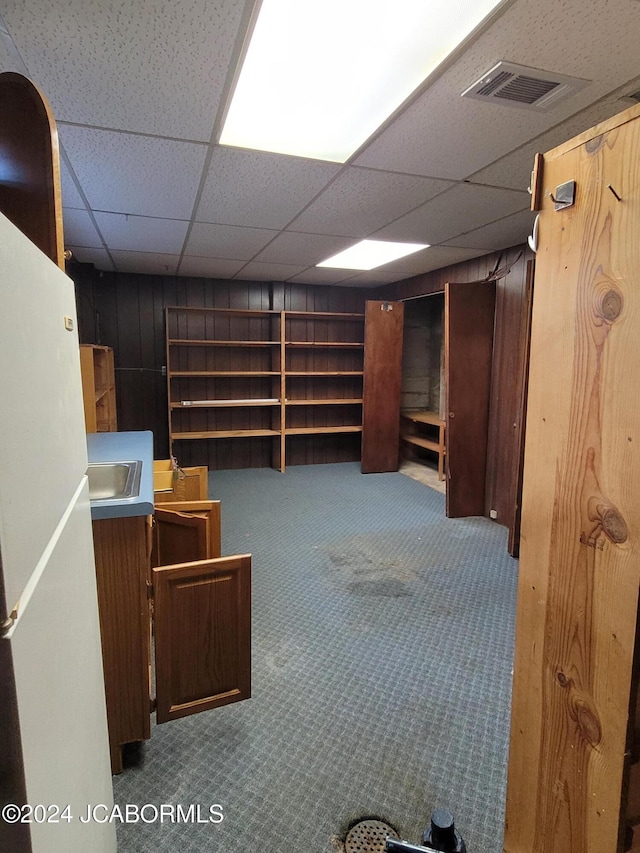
[462,61,590,110]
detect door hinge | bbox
[150,697,157,713]
[147,582,154,599]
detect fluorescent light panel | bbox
[220,0,503,162]
[317,240,429,270]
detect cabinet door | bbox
[361,300,405,473]
[445,281,496,517]
[153,500,221,566]
[153,555,251,724]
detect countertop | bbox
[86,430,155,520]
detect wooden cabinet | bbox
[400,410,446,480]
[92,505,250,774]
[166,305,364,471]
[80,344,117,432]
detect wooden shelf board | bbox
[170,370,279,377]
[167,306,279,316]
[172,398,280,408]
[286,371,364,377]
[286,341,363,348]
[285,426,362,435]
[284,311,364,319]
[169,339,280,347]
[401,433,441,453]
[285,398,363,405]
[401,409,444,427]
[172,429,280,440]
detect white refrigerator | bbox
[0,213,117,852]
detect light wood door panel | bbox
[445,281,496,517]
[153,555,251,724]
[153,500,221,566]
[504,105,640,853]
[361,300,405,473]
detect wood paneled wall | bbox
[379,245,534,525]
[72,265,371,468]
[73,245,532,515]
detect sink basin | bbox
[87,460,143,502]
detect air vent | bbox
[462,61,589,110]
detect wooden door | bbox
[361,300,405,473]
[504,104,640,853]
[445,281,496,517]
[153,500,221,566]
[507,260,535,557]
[153,554,251,723]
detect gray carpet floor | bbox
[113,463,517,852]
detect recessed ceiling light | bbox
[220,0,504,162]
[317,240,429,270]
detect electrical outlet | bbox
[490,509,498,519]
[161,365,167,376]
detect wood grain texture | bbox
[153,554,251,724]
[92,516,150,772]
[445,281,496,518]
[504,104,640,853]
[0,72,64,269]
[361,300,405,473]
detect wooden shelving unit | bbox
[400,409,446,480]
[79,344,117,432]
[166,307,365,471]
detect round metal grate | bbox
[344,819,399,853]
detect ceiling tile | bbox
[62,208,102,247]
[234,261,308,282]
[374,184,530,245]
[287,267,361,285]
[111,250,180,276]
[59,153,86,209]
[184,222,277,260]
[177,256,247,279]
[93,212,188,253]
[354,0,640,180]
[59,126,207,219]
[67,246,114,271]
[1,0,247,140]
[444,209,536,250]
[470,88,640,190]
[288,166,454,237]
[254,231,354,267]
[0,29,23,72]
[196,147,341,229]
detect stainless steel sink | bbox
[87,460,143,502]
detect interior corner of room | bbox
[3,1,640,851]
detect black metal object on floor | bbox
[385,808,467,853]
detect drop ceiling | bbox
[1,0,639,287]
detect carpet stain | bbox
[325,533,422,597]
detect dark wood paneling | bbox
[483,252,531,523]
[361,300,405,473]
[73,270,369,468]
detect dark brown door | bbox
[153,554,251,724]
[445,281,496,517]
[507,260,535,556]
[361,300,405,473]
